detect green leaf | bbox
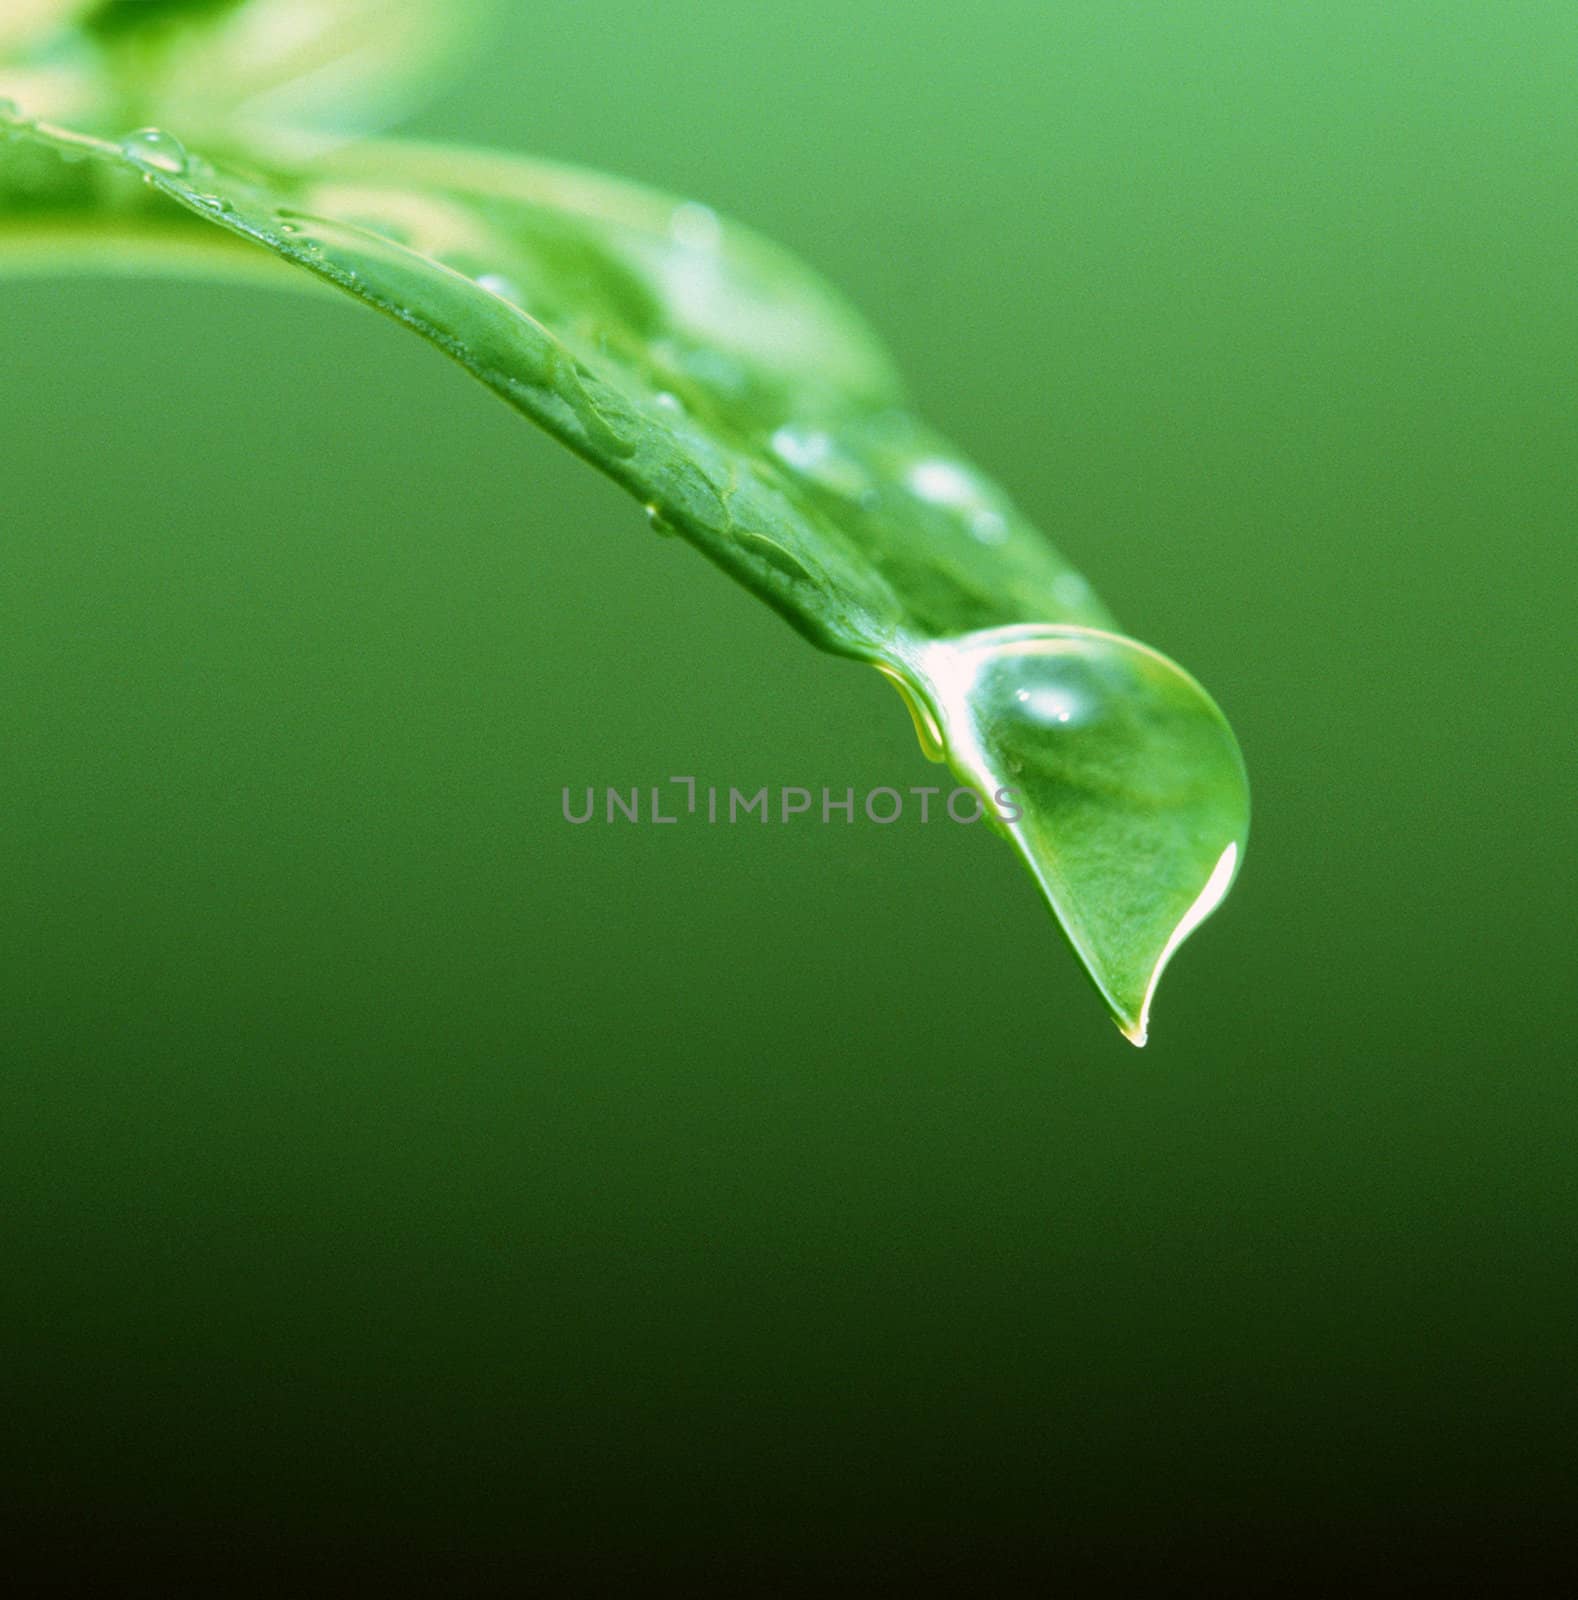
[0,105,1249,1044]
[2,0,494,143]
[0,2,93,57]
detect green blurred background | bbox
[2,0,1574,1586]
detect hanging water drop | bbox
[119,127,188,178]
[645,504,678,538]
[874,664,946,763]
[912,624,1248,1045]
[276,220,321,258]
[769,424,871,499]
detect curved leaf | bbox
[0,1,93,56]
[0,104,1249,1042]
[1,0,494,145]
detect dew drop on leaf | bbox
[119,127,188,177]
[771,424,832,471]
[473,272,520,303]
[912,625,1249,1045]
[907,457,983,507]
[874,664,947,763]
[770,424,871,499]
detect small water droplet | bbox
[769,424,872,499]
[654,391,684,415]
[737,532,817,589]
[670,202,722,252]
[645,504,679,538]
[908,457,981,506]
[771,425,832,472]
[874,664,946,763]
[120,127,188,178]
[474,272,521,303]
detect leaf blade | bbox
[0,108,1249,1042]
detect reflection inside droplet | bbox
[1012,682,1083,725]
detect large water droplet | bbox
[119,127,188,177]
[911,624,1249,1045]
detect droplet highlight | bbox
[645,504,679,538]
[474,272,521,304]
